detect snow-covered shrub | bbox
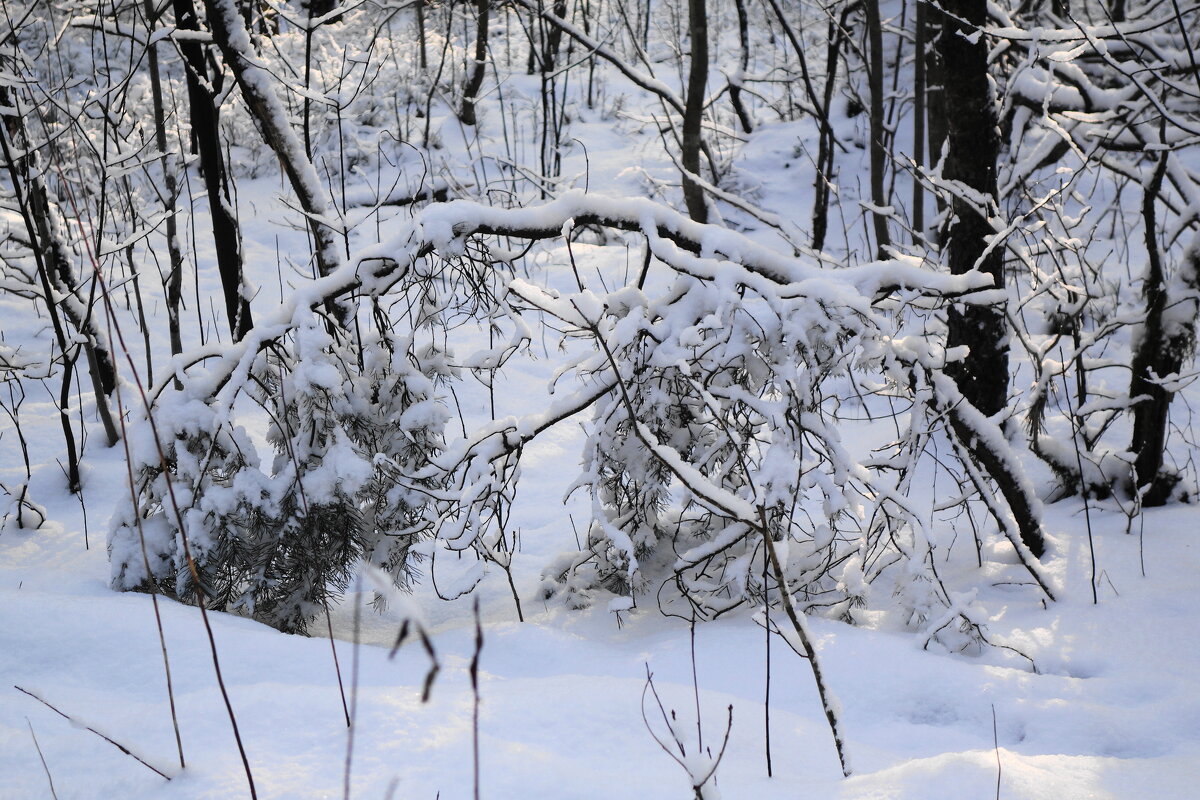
[546,274,879,616]
[458,206,1050,650]
[109,322,449,633]
[106,189,1051,652]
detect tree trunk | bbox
[681,0,708,223]
[0,109,85,488]
[912,0,926,242]
[174,0,253,341]
[728,0,753,134]
[1129,159,1198,506]
[460,0,489,125]
[924,3,946,200]
[202,0,351,326]
[812,10,848,252]
[864,0,891,258]
[542,0,567,73]
[0,84,119,406]
[417,0,428,70]
[144,0,185,373]
[939,0,1008,418]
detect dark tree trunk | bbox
[174,0,253,341]
[1129,158,1199,506]
[939,0,1007,418]
[681,0,708,223]
[542,0,566,73]
[728,0,753,134]
[24,178,120,400]
[416,0,428,70]
[864,0,891,258]
[812,9,849,252]
[460,0,489,125]
[1016,0,1070,23]
[948,412,1047,559]
[202,0,352,328]
[0,85,119,406]
[912,0,926,241]
[0,108,85,489]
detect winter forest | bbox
[0,0,1197,795]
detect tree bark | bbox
[174,0,253,341]
[939,0,1008,418]
[0,108,86,488]
[728,0,753,134]
[864,0,891,258]
[681,0,708,223]
[1129,158,1198,506]
[542,0,567,73]
[0,84,119,406]
[201,0,351,325]
[912,0,926,242]
[812,9,849,252]
[460,0,489,125]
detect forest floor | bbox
[1,379,1198,799]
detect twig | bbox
[992,704,1002,800]
[470,597,484,800]
[639,666,733,799]
[689,614,702,755]
[762,542,773,778]
[1059,348,1098,604]
[758,508,852,778]
[109,331,185,770]
[343,574,363,800]
[386,616,441,703]
[324,600,352,728]
[15,686,172,780]
[56,144,254,797]
[26,718,58,800]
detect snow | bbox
[4,491,1200,798]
